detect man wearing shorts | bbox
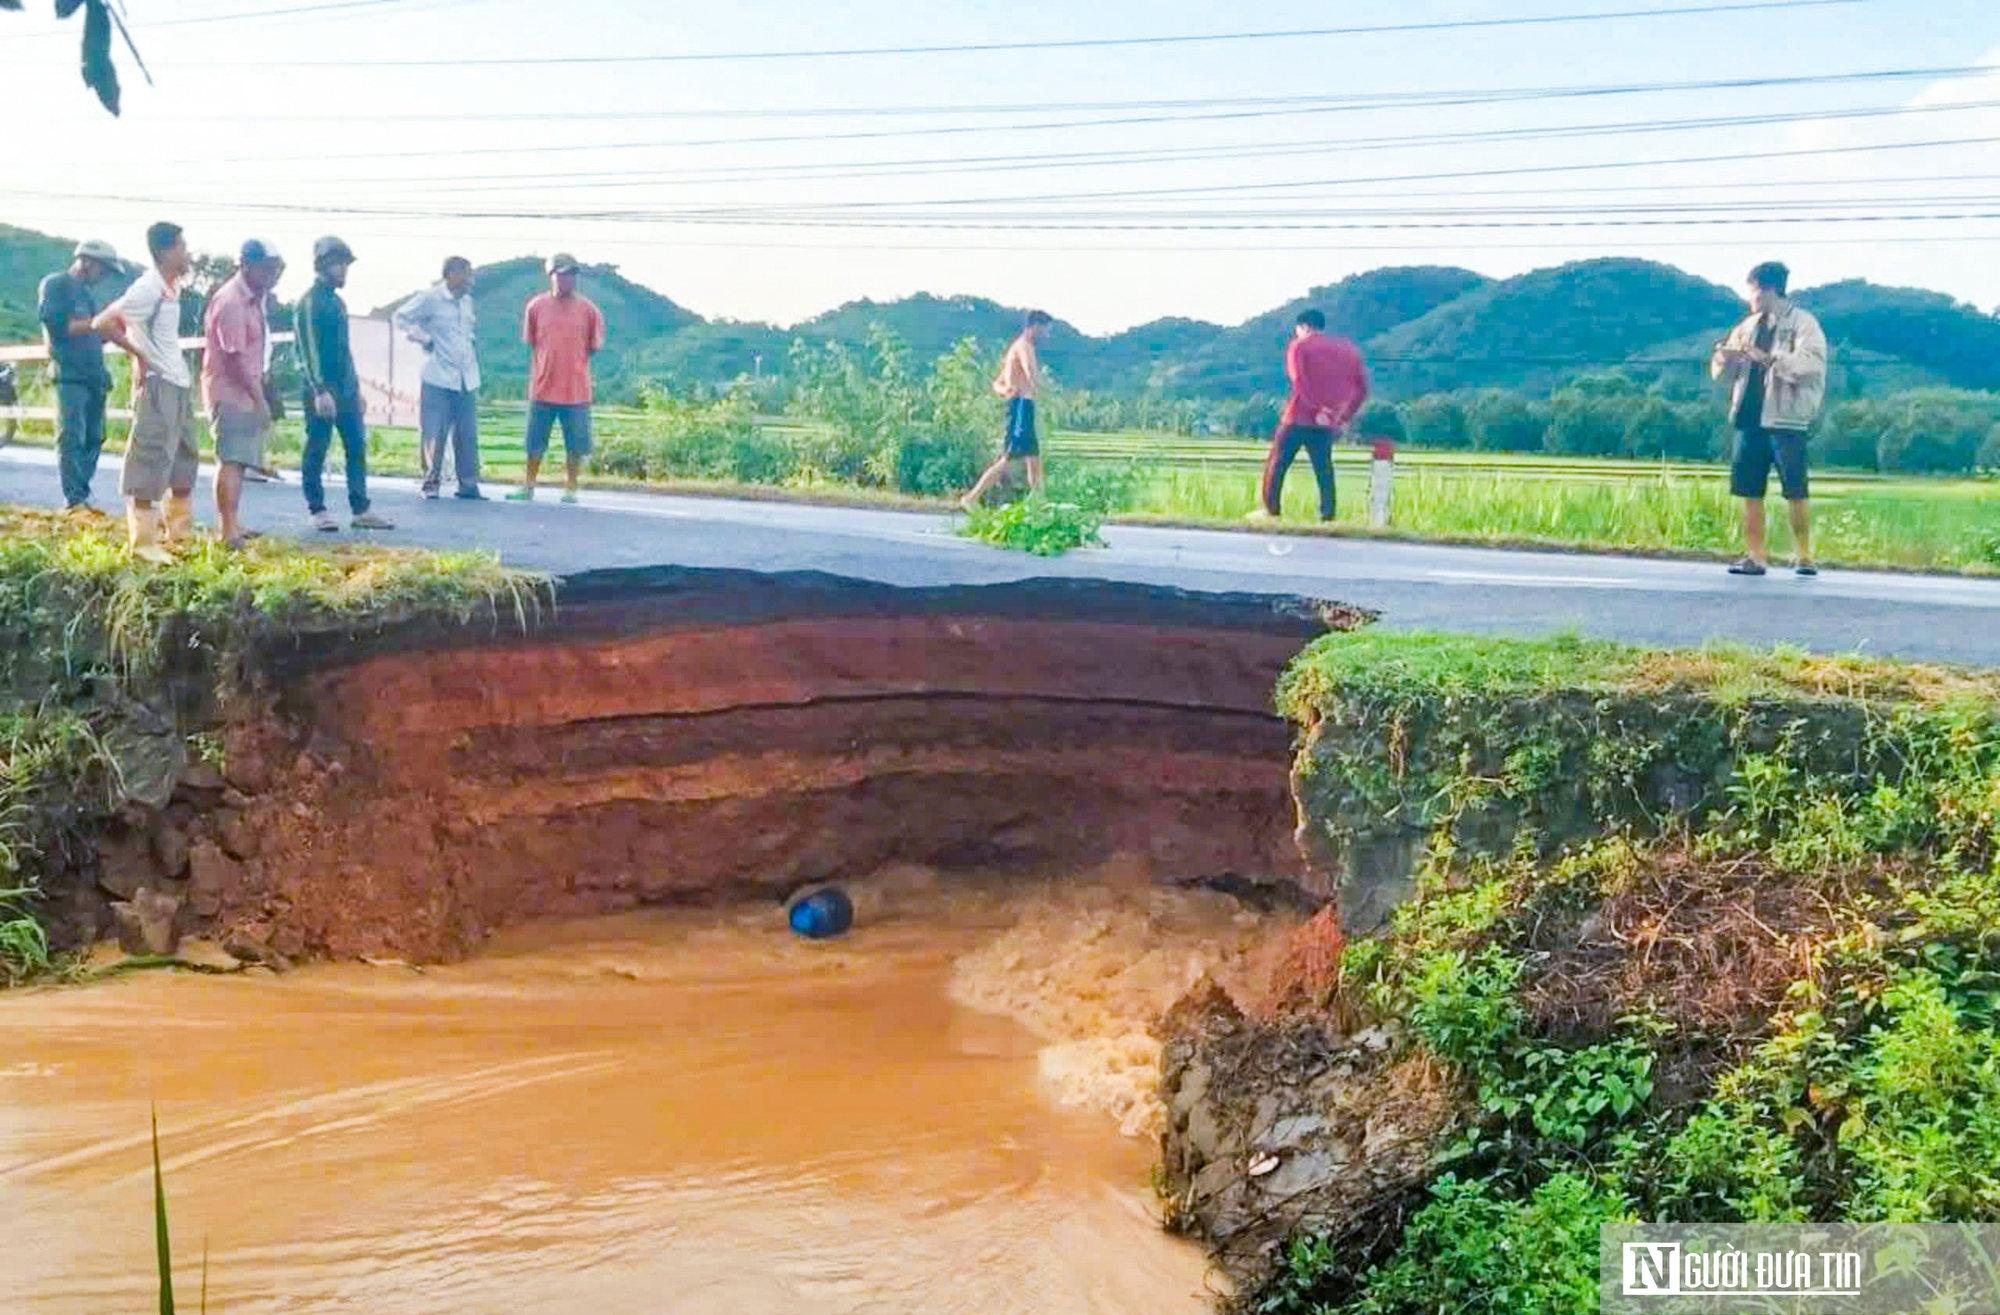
[1711,260,1826,577]
[298,235,394,532]
[959,309,1052,509]
[93,221,197,563]
[510,252,604,504]
[1250,309,1369,523]
[37,238,122,517]
[202,239,284,548]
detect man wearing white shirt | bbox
[93,220,197,563]
[394,255,484,500]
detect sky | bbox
[2,0,1998,334]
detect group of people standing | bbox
[37,223,607,559]
[40,231,1825,578]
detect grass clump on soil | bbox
[0,508,550,986]
[1218,631,2000,1314]
[0,508,547,683]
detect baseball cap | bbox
[546,252,581,274]
[240,238,282,265]
[312,235,357,268]
[72,238,119,265]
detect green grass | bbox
[14,409,1994,572]
[958,494,1105,556]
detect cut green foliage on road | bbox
[957,494,1105,556]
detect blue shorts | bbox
[525,401,593,459]
[1004,397,1038,458]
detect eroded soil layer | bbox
[75,569,1363,962]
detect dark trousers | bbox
[419,383,480,493]
[1262,424,1336,519]
[301,392,370,515]
[56,380,108,507]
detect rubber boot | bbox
[126,500,171,565]
[161,492,196,550]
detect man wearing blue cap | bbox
[203,239,285,547]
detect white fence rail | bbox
[0,319,420,428]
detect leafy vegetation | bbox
[1244,631,2000,1313]
[958,494,1105,556]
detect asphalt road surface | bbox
[4,446,1998,664]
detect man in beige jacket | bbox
[1711,260,1827,577]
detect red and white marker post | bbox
[1368,438,1395,528]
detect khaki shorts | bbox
[120,375,198,500]
[211,402,272,471]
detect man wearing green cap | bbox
[510,253,604,504]
[37,238,123,515]
[296,235,394,532]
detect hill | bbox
[1159,266,1491,399]
[1364,257,1749,396]
[789,292,1095,380]
[1799,280,2000,393]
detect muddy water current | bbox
[1,867,1290,1312]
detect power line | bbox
[261,98,2000,192]
[181,84,2000,171]
[119,62,1995,123]
[136,0,1868,67]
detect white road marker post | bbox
[1368,438,1395,528]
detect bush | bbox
[787,327,997,493]
[1979,423,2000,473]
[1402,395,1472,449]
[1468,391,1550,452]
[587,387,796,485]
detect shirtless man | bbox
[959,309,1052,509]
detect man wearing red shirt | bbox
[1253,309,1369,522]
[509,253,605,504]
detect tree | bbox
[1546,387,1634,456]
[1623,398,1717,461]
[1401,395,1472,449]
[1812,400,1885,472]
[1352,400,1406,443]
[1468,392,1549,452]
[1875,391,2000,475]
[3,0,149,115]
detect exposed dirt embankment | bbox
[89,568,1366,963]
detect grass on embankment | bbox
[0,508,549,984]
[1236,629,2000,1314]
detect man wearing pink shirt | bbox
[202,239,284,548]
[1252,309,1370,523]
[509,252,605,504]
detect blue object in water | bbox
[786,885,854,940]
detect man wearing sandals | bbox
[202,239,284,548]
[1711,260,1825,578]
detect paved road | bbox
[5,446,1998,663]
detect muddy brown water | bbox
[1,868,1287,1312]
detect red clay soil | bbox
[188,576,1361,962]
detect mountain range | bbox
[4,224,1995,403]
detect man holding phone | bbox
[1711,260,1826,577]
